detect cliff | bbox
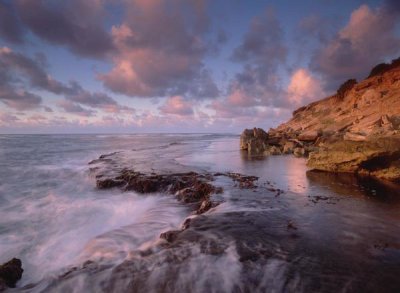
[240,58,400,182]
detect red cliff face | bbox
[241,58,400,181]
[275,60,400,141]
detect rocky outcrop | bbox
[240,128,269,155]
[92,154,259,215]
[96,170,221,214]
[0,258,23,290]
[241,58,400,181]
[308,136,400,181]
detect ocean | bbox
[1,134,399,292]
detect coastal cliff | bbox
[241,58,400,182]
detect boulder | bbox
[293,147,306,157]
[298,130,320,142]
[247,139,266,155]
[240,127,269,155]
[240,129,254,150]
[283,141,295,154]
[0,258,23,288]
[267,146,282,155]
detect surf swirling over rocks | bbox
[241,58,400,182]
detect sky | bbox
[0,0,399,134]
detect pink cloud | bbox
[159,96,194,116]
[311,3,400,88]
[287,68,325,106]
[98,0,218,99]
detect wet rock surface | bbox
[0,258,23,290]
[35,207,400,293]
[93,154,259,215]
[240,58,400,181]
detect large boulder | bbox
[307,135,400,181]
[240,129,254,150]
[0,258,23,289]
[240,128,269,155]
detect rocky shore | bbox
[241,58,400,182]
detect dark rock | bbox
[287,221,297,230]
[0,258,23,288]
[176,181,215,203]
[226,172,258,189]
[196,199,217,214]
[240,127,268,155]
[160,230,181,243]
[96,179,124,189]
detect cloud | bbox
[159,96,194,116]
[0,47,69,94]
[310,3,400,90]
[64,82,135,114]
[43,106,53,113]
[13,0,113,58]
[0,1,24,44]
[0,47,133,114]
[287,68,325,106]
[3,0,220,100]
[58,100,96,116]
[99,0,219,99]
[0,112,20,125]
[0,47,43,110]
[228,8,287,109]
[209,8,288,122]
[0,88,41,110]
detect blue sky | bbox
[0,0,399,133]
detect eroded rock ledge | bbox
[240,58,400,182]
[93,155,259,215]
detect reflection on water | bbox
[307,170,400,203]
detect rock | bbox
[344,132,367,142]
[196,199,214,214]
[176,181,215,203]
[226,172,258,189]
[293,147,306,157]
[390,115,400,130]
[160,230,181,243]
[96,179,124,189]
[240,128,268,155]
[267,146,282,155]
[298,130,320,142]
[240,129,254,150]
[0,258,23,288]
[92,158,262,214]
[247,138,266,155]
[379,115,394,130]
[307,136,400,181]
[283,141,295,154]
